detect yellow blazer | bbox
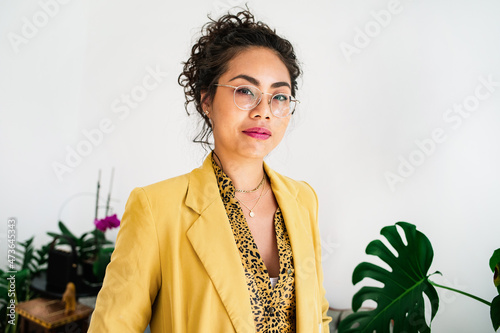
[89,155,331,332]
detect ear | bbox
[200,91,210,116]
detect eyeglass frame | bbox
[214,83,300,118]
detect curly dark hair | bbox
[178,9,302,148]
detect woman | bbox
[89,9,331,333]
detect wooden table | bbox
[16,298,93,333]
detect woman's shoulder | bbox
[265,164,318,201]
[129,168,195,203]
[129,158,213,197]
[142,172,190,193]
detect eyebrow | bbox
[228,74,291,89]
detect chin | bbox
[240,145,274,160]
[216,141,277,161]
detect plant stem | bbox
[95,169,101,221]
[105,168,114,216]
[94,169,101,258]
[430,281,491,306]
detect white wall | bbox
[1,0,499,331]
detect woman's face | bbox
[205,47,292,162]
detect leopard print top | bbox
[212,157,296,332]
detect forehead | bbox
[221,47,291,87]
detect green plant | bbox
[47,221,113,264]
[15,237,50,275]
[490,249,500,330]
[338,221,499,333]
[47,221,114,282]
[0,269,24,333]
[49,168,119,283]
[0,236,48,332]
[93,247,114,281]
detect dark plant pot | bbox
[81,258,99,284]
[46,236,79,293]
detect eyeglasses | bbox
[215,84,299,118]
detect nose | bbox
[250,93,273,119]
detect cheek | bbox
[210,109,243,140]
[212,112,239,131]
[274,119,290,138]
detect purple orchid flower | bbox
[94,214,121,232]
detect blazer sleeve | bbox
[303,181,332,333]
[88,187,162,332]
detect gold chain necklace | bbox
[236,186,271,203]
[236,177,266,218]
[234,175,265,193]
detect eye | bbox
[235,86,255,97]
[273,94,289,103]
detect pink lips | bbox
[242,127,272,140]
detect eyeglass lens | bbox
[234,85,296,117]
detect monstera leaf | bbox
[338,222,440,333]
[490,249,500,330]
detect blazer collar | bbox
[265,163,320,331]
[186,154,318,332]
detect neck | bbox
[213,149,266,191]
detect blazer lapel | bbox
[186,156,254,333]
[265,163,319,332]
